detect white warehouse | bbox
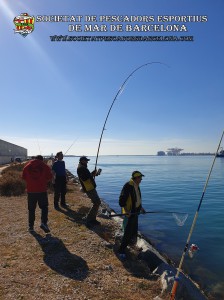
[0,139,27,165]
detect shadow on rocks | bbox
[113,233,161,281]
[30,232,89,280]
[85,221,115,249]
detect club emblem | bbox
[13,13,34,38]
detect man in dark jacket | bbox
[118,171,146,259]
[22,155,52,233]
[52,151,68,209]
[77,156,101,227]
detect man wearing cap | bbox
[118,171,146,259]
[77,156,101,227]
[52,151,68,209]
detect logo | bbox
[13,13,34,38]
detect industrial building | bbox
[0,139,27,165]
[167,147,183,156]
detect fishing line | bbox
[64,138,78,155]
[170,129,224,300]
[94,61,169,174]
[36,139,41,155]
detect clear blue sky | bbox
[1,0,224,156]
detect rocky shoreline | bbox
[0,165,209,299]
[67,169,208,300]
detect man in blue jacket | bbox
[52,151,68,209]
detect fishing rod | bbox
[64,138,78,155]
[170,129,224,300]
[36,139,42,155]
[109,211,187,218]
[94,61,169,175]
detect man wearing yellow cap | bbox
[118,171,146,259]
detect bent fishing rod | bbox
[94,61,169,174]
[170,129,224,300]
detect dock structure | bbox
[0,139,27,165]
[167,147,183,156]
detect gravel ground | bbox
[0,181,170,300]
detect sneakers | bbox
[86,219,101,227]
[90,220,101,226]
[40,223,50,233]
[61,203,68,208]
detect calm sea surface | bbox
[65,155,224,298]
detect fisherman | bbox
[52,151,68,209]
[118,171,146,259]
[77,156,101,227]
[22,155,52,233]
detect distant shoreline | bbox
[24,154,216,159]
[63,153,215,157]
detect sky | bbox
[1,0,224,156]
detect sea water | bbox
[65,155,224,298]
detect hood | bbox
[26,159,46,180]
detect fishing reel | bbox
[96,168,102,176]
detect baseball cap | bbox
[79,156,90,162]
[132,171,145,178]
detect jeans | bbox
[119,214,138,253]
[54,176,67,206]
[86,189,101,221]
[28,192,48,227]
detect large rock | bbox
[136,235,208,300]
